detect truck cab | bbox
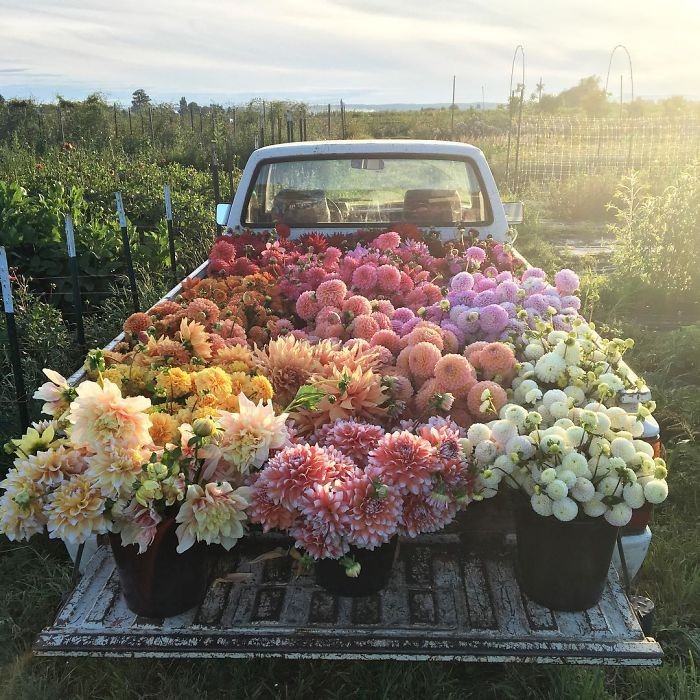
[218,140,521,241]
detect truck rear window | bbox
[243,156,491,227]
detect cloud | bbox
[0,0,697,103]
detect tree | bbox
[179,96,188,115]
[557,76,608,116]
[131,89,151,110]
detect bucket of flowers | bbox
[1,354,290,618]
[466,401,669,611]
[249,415,475,596]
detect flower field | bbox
[0,139,698,696]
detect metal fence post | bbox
[0,247,30,431]
[115,192,140,312]
[164,185,177,288]
[211,142,222,235]
[64,216,86,350]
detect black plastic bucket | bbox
[513,497,619,611]
[109,516,214,618]
[315,537,398,597]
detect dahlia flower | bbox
[399,493,457,537]
[367,431,436,496]
[33,368,75,417]
[175,482,251,553]
[112,499,162,554]
[253,336,320,407]
[319,419,386,465]
[209,393,290,477]
[0,484,46,541]
[69,379,151,453]
[341,472,403,549]
[45,475,109,544]
[178,318,212,360]
[86,447,149,499]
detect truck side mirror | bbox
[216,203,232,226]
[503,201,524,225]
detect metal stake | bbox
[115,192,140,312]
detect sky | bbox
[1,0,699,106]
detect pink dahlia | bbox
[296,291,321,321]
[290,519,348,560]
[399,493,458,537]
[322,419,386,465]
[408,342,442,379]
[374,299,395,316]
[372,231,401,250]
[522,267,546,281]
[340,472,402,549]
[316,279,348,308]
[366,431,436,496]
[451,271,474,292]
[376,265,402,293]
[370,329,402,356]
[352,264,378,292]
[370,311,392,331]
[351,314,381,341]
[342,295,373,317]
[473,342,516,380]
[466,246,487,266]
[261,444,337,509]
[433,354,476,397]
[298,479,355,532]
[248,478,298,532]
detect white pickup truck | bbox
[40,140,661,664]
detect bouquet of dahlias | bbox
[0,367,289,555]
[248,416,477,576]
[465,402,669,525]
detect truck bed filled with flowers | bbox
[1,225,668,607]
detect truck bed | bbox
[35,513,662,665]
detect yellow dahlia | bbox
[101,367,123,390]
[148,412,180,446]
[69,379,152,453]
[156,367,193,400]
[86,447,150,499]
[193,367,232,400]
[253,336,321,407]
[213,345,253,369]
[248,375,274,402]
[45,475,109,544]
[175,483,251,553]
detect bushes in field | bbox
[608,165,700,297]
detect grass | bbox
[1,227,699,700]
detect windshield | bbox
[244,156,491,227]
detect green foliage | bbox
[0,277,74,445]
[608,165,700,298]
[542,173,619,222]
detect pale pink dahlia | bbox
[113,499,162,554]
[366,431,436,496]
[472,342,516,380]
[295,291,321,321]
[399,493,457,538]
[554,268,580,295]
[370,329,402,356]
[340,472,402,549]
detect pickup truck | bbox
[38,140,662,664]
